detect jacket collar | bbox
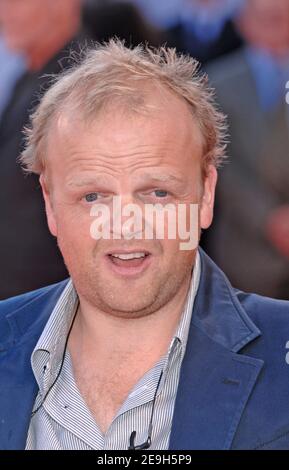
[0,249,263,449]
[192,248,261,352]
[169,248,263,449]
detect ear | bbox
[200,165,218,230]
[39,174,58,236]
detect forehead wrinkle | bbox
[66,139,171,158]
[65,173,118,188]
[65,147,172,173]
[64,162,186,189]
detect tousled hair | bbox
[20,39,227,175]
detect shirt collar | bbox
[31,280,78,394]
[169,250,201,358]
[31,250,201,394]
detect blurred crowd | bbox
[0,0,288,300]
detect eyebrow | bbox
[66,177,111,188]
[139,173,185,186]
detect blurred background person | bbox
[92,0,244,65]
[82,0,164,47]
[167,0,244,64]
[129,0,182,29]
[0,31,26,117]
[205,0,289,299]
[0,0,83,299]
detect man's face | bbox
[237,0,289,56]
[0,0,54,52]
[0,0,78,53]
[41,89,217,319]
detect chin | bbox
[99,293,158,319]
[104,308,154,320]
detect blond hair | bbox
[20,39,227,175]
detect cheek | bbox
[55,207,94,248]
[160,239,195,276]
[160,238,184,259]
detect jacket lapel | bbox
[0,341,39,450]
[169,249,264,449]
[0,280,69,450]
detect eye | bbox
[84,192,99,203]
[154,189,168,198]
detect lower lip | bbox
[105,254,152,277]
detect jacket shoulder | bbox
[233,291,289,449]
[0,280,70,322]
[236,290,289,329]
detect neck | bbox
[69,273,192,366]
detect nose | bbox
[109,194,144,240]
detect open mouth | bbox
[108,251,150,267]
[105,250,152,275]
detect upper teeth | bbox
[111,252,146,260]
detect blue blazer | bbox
[1,249,289,450]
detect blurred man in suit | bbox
[0,34,26,117]
[0,0,83,299]
[167,0,243,64]
[206,0,289,299]
[82,0,163,47]
[130,0,181,28]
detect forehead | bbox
[46,87,203,176]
